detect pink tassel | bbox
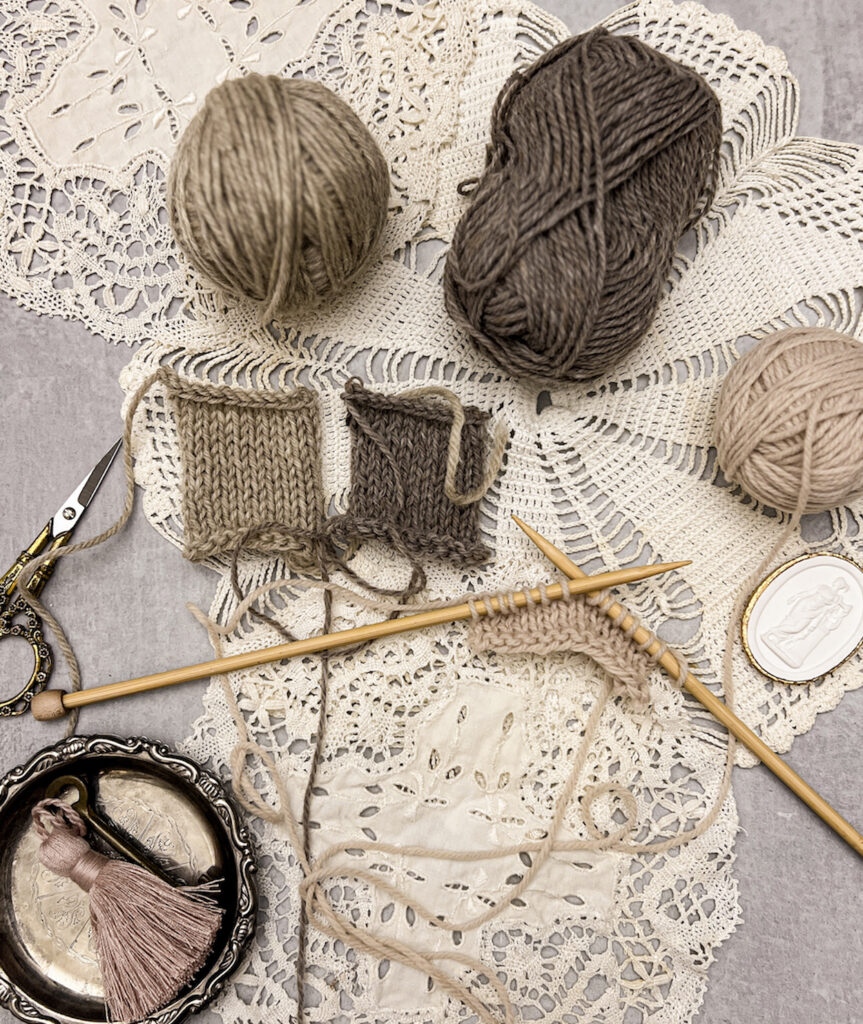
[33,799,223,1022]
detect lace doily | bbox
[3,0,863,1021]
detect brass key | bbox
[44,774,178,887]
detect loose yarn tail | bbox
[399,384,509,506]
[15,372,503,738]
[224,524,429,1024]
[716,399,822,766]
[333,378,507,564]
[200,571,736,1024]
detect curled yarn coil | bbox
[168,74,390,322]
[189,569,734,1024]
[444,27,722,382]
[714,327,863,514]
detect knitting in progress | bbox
[199,571,734,1024]
[7,0,863,1020]
[14,369,506,733]
[468,586,659,710]
[444,27,722,382]
[168,74,390,322]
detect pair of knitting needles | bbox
[32,518,862,856]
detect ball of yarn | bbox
[444,28,722,382]
[168,74,390,322]
[714,327,863,515]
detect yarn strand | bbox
[205,573,735,1024]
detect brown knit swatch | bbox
[166,374,324,565]
[468,595,657,709]
[339,379,492,563]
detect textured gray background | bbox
[1,1,861,1022]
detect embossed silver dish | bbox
[0,735,256,1024]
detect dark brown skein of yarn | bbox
[444,28,723,382]
[168,74,390,323]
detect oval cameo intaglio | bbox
[742,553,863,683]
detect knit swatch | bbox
[166,374,324,565]
[340,380,492,563]
[468,595,657,709]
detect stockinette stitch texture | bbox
[166,375,324,565]
[339,379,493,563]
[468,590,658,709]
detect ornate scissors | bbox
[0,441,122,717]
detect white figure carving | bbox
[761,578,852,669]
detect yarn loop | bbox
[444,28,722,382]
[169,74,390,322]
[715,327,863,514]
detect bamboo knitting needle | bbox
[30,558,690,721]
[511,515,863,858]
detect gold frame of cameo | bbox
[741,552,863,688]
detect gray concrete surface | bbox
[1,2,861,1022]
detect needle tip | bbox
[511,514,537,536]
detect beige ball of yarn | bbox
[168,74,390,321]
[714,327,863,515]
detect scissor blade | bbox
[50,439,123,537]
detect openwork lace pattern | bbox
[3,0,863,1021]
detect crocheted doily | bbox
[3,0,863,1021]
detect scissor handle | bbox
[1,521,67,600]
[0,590,53,716]
[0,522,72,717]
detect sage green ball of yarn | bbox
[714,327,863,515]
[168,74,390,322]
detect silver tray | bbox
[0,735,257,1024]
